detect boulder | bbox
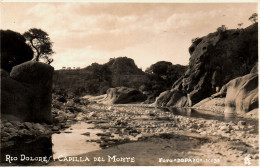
[156,23,258,107]
[223,72,258,115]
[154,90,190,107]
[192,97,225,113]
[104,87,147,105]
[1,61,54,123]
[154,90,171,107]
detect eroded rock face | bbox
[156,23,258,107]
[1,61,54,123]
[224,64,258,115]
[104,87,147,105]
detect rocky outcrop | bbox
[53,57,148,95]
[156,23,258,107]
[223,63,258,115]
[192,63,258,116]
[154,90,191,107]
[1,61,54,123]
[104,87,147,105]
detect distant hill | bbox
[53,57,148,96]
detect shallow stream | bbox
[1,106,258,165]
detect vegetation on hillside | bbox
[53,58,187,101]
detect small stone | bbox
[220,126,228,131]
[82,132,90,136]
[239,125,246,130]
[52,126,59,131]
[200,131,207,135]
[253,154,259,159]
[18,129,29,136]
[232,126,239,130]
[107,141,115,145]
[1,137,9,142]
[100,143,107,148]
[64,131,72,133]
[5,122,12,127]
[7,128,17,134]
[24,122,33,130]
[1,132,10,137]
[189,129,197,133]
[11,121,21,127]
[238,121,246,126]
[34,123,45,132]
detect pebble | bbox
[5,122,12,127]
[238,121,246,126]
[200,131,207,135]
[52,126,59,131]
[82,132,90,136]
[24,122,33,130]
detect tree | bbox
[145,61,173,76]
[237,23,243,29]
[217,25,227,33]
[145,61,187,87]
[1,30,34,72]
[191,37,200,43]
[249,13,258,23]
[23,28,54,64]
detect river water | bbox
[51,107,258,159]
[52,122,103,159]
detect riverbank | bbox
[48,103,258,166]
[1,102,258,166]
[48,132,258,166]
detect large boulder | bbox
[224,64,258,115]
[1,61,54,123]
[104,87,147,105]
[156,23,258,107]
[154,90,191,107]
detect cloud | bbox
[51,46,111,69]
[22,3,257,52]
[1,3,257,70]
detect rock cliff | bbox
[156,23,258,108]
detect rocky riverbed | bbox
[1,101,259,166]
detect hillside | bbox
[53,57,148,96]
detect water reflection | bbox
[167,107,224,121]
[166,107,257,125]
[224,112,236,122]
[52,122,103,159]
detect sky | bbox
[0,1,258,70]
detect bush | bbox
[1,30,33,72]
[217,25,227,33]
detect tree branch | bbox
[30,39,40,61]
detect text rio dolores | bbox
[6,154,135,164]
[5,154,52,164]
